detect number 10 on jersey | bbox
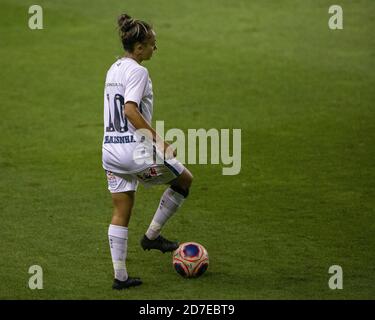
[106,93,128,133]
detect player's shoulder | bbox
[108,57,144,70]
[106,58,149,82]
[128,62,149,77]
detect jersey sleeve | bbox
[124,67,148,107]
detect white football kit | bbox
[102,57,184,192]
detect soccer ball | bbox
[172,242,209,278]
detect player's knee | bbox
[171,184,190,198]
[183,172,193,192]
[170,168,193,198]
[185,171,193,189]
[111,192,134,211]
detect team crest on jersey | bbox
[106,171,118,188]
[106,170,115,179]
[137,167,158,181]
[149,168,158,176]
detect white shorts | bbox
[105,158,185,193]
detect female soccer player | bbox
[102,14,193,290]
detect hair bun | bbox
[117,14,152,52]
[118,13,135,32]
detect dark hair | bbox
[118,13,153,52]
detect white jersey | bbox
[102,57,153,174]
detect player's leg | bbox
[110,191,134,227]
[105,171,142,289]
[141,166,193,253]
[109,192,133,283]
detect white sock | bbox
[108,224,128,281]
[145,187,185,240]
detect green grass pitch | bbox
[0,0,374,299]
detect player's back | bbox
[102,58,153,174]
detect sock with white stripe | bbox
[145,187,185,240]
[108,224,128,281]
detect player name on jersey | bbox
[104,135,136,144]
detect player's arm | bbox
[124,102,175,159]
